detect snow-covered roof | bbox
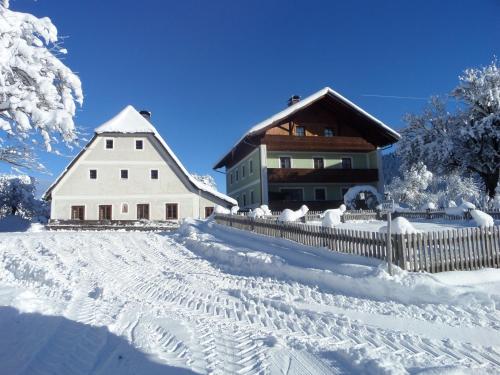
[214,87,401,169]
[94,105,156,134]
[44,106,236,206]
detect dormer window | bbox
[295,126,305,136]
[105,139,114,149]
[135,139,143,150]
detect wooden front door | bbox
[137,204,150,220]
[98,205,112,220]
[71,206,85,220]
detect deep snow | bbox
[0,219,499,374]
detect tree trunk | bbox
[482,169,500,199]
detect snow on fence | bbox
[214,214,500,273]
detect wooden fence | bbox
[239,209,500,223]
[214,214,500,273]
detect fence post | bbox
[250,217,255,232]
[426,209,431,220]
[387,211,393,276]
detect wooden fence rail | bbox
[214,214,500,273]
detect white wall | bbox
[51,134,222,220]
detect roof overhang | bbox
[213,87,401,169]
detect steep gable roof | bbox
[214,87,401,169]
[44,106,236,206]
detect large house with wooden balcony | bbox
[213,87,400,211]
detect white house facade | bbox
[43,106,235,221]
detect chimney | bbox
[139,110,151,120]
[287,95,301,107]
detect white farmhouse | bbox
[43,106,235,221]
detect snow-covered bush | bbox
[470,210,494,227]
[0,3,83,169]
[321,205,346,228]
[278,205,309,222]
[386,163,481,209]
[230,206,239,215]
[420,202,436,210]
[0,174,47,219]
[213,205,230,215]
[379,217,419,234]
[248,207,265,219]
[344,186,381,210]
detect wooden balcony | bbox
[267,168,379,184]
[261,135,376,152]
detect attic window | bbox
[135,139,143,150]
[121,169,128,179]
[105,139,114,149]
[295,126,305,136]
[89,169,97,179]
[324,128,334,137]
[151,169,159,180]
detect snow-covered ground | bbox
[0,219,500,374]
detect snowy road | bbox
[0,220,500,374]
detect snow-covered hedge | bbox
[344,186,382,210]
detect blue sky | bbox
[7,0,500,194]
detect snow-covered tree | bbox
[382,152,402,185]
[0,3,83,169]
[397,60,500,199]
[0,174,47,219]
[191,174,217,190]
[386,162,433,209]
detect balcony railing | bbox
[267,168,379,184]
[261,135,376,152]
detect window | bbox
[341,187,350,197]
[249,160,253,174]
[89,169,97,179]
[165,203,178,220]
[280,188,303,201]
[236,170,239,181]
[205,207,214,218]
[105,139,114,149]
[250,191,255,204]
[315,188,326,201]
[295,126,305,136]
[151,169,159,180]
[324,128,334,137]
[121,169,128,179]
[122,203,129,213]
[71,206,85,220]
[341,158,352,169]
[280,157,291,169]
[242,165,245,178]
[99,205,112,220]
[135,139,143,150]
[313,157,324,169]
[242,194,247,206]
[137,204,150,220]
[230,173,233,185]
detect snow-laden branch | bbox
[0,4,83,161]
